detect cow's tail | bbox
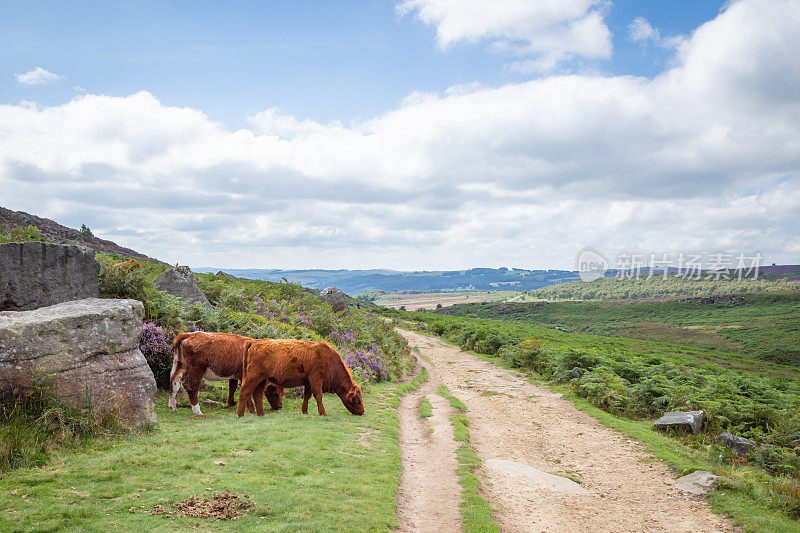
[169,335,185,381]
[168,332,193,411]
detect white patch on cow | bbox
[170,354,178,377]
[191,403,203,416]
[203,368,231,381]
[169,380,182,412]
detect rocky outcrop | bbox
[675,471,721,495]
[717,432,756,456]
[154,266,210,306]
[319,286,349,312]
[654,410,705,434]
[0,298,157,427]
[0,242,99,311]
[0,206,156,261]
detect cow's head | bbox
[340,384,364,415]
[265,383,284,410]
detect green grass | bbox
[436,384,467,413]
[419,399,433,419]
[455,444,499,533]
[437,387,499,532]
[0,383,410,532]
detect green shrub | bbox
[0,225,46,243]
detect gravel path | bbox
[395,329,734,533]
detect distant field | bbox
[433,291,800,367]
[374,291,518,310]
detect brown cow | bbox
[237,339,364,417]
[169,331,284,416]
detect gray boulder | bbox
[215,271,236,280]
[0,242,99,311]
[717,432,756,456]
[0,298,157,427]
[319,286,349,312]
[571,367,584,379]
[654,410,705,434]
[675,471,721,495]
[154,266,210,306]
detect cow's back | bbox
[182,332,249,378]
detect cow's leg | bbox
[229,378,256,411]
[302,386,312,414]
[184,367,206,417]
[253,380,267,416]
[227,379,238,407]
[168,374,183,412]
[168,356,184,412]
[237,376,261,417]
[310,378,326,416]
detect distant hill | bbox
[522,272,799,301]
[0,206,158,261]
[194,267,580,294]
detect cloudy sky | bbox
[1,0,798,270]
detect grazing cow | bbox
[238,339,364,417]
[169,332,284,416]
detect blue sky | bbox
[2,0,798,270]
[1,1,724,127]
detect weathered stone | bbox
[215,271,236,279]
[572,367,584,379]
[675,471,721,495]
[717,432,756,456]
[654,410,705,434]
[319,286,349,312]
[0,298,156,427]
[0,242,99,311]
[154,266,210,306]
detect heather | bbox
[95,253,412,386]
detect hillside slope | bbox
[0,206,156,261]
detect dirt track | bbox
[394,329,734,532]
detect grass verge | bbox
[0,379,420,532]
[437,384,499,533]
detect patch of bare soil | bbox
[395,355,462,532]
[150,492,256,520]
[397,329,735,533]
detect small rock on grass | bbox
[716,432,755,456]
[675,471,721,495]
[654,411,705,434]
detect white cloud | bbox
[2,0,799,269]
[398,0,612,72]
[15,67,63,85]
[629,17,658,43]
[629,16,685,50]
